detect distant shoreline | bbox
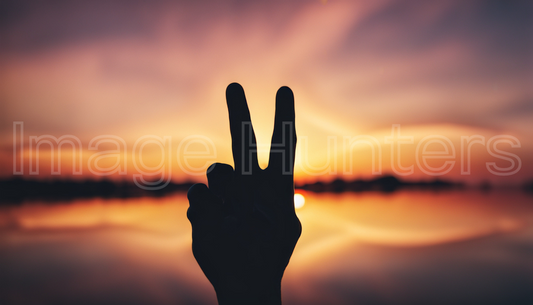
[0,178,194,204]
[1,176,532,204]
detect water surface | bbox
[1,191,532,305]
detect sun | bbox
[294,193,306,209]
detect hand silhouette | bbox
[187,83,301,305]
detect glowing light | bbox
[294,193,306,209]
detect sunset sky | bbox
[0,0,532,184]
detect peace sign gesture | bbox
[187,83,301,305]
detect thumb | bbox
[187,183,223,230]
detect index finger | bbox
[226,83,259,176]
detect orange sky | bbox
[0,0,532,185]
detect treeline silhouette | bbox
[1,176,532,204]
[525,180,533,193]
[297,176,533,194]
[296,176,465,193]
[0,178,194,204]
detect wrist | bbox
[215,284,282,305]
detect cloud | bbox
[0,0,531,180]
